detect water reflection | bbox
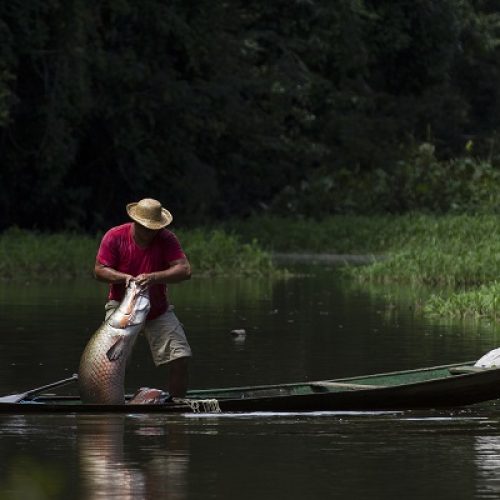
[4,411,500,499]
[78,415,189,500]
[0,452,65,498]
[475,435,500,496]
[1,270,500,394]
[3,267,500,499]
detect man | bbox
[94,197,192,398]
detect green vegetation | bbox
[0,228,275,280]
[0,228,97,280]
[424,282,500,320]
[268,148,500,218]
[234,213,500,321]
[2,2,499,323]
[2,213,499,321]
[0,456,65,499]
[227,215,400,254]
[176,229,275,276]
[343,215,500,287]
[1,2,500,231]
[232,213,499,259]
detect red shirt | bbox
[96,223,186,319]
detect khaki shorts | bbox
[105,302,192,366]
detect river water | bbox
[1,264,500,499]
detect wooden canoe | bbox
[1,361,500,414]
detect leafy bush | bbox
[177,229,274,276]
[1,2,500,230]
[0,227,275,281]
[0,228,97,280]
[269,145,500,217]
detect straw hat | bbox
[126,198,173,230]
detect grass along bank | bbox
[227,214,422,254]
[337,214,500,320]
[231,214,500,320]
[233,214,500,285]
[0,227,275,281]
[229,213,499,256]
[3,215,499,321]
[424,281,500,320]
[343,215,500,287]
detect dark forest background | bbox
[1,0,500,232]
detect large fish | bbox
[79,281,150,404]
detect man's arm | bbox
[94,261,134,286]
[135,258,191,287]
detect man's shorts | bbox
[105,302,192,366]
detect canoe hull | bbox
[2,361,500,413]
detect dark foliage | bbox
[0,1,499,231]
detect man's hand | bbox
[94,261,135,286]
[134,273,157,287]
[132,259,191,287]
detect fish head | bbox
[108,280,151,329]
[130,282,151,323]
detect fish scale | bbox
[78,282,150,404]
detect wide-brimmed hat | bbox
[126,198,173,230]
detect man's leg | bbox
[168,357,189,398]
[143,306,192,398]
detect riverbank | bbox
[232,214,500,321]
[272,253,383,265]
[2,215,498,320]
[0,227,275,280]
